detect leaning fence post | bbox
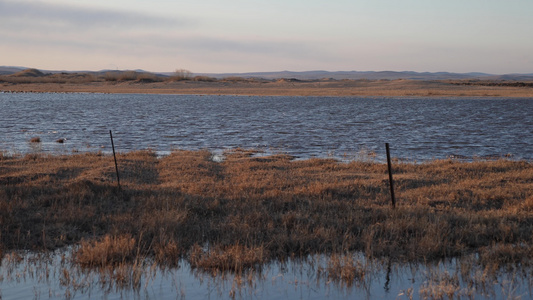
[109,130,121,190]
[385,143,396,209]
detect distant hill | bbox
[191,70,533,81]
[10,68,47,77]
[0,67,155,77]
[483,74,533,81]
[0,66,26,75]
[3,66,533,81]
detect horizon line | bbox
[3,65,533,77]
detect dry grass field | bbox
[1,149,532,275]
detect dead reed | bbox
[189,244,267,274]
[0,149,532,275]
[319,254,366,287]
[73,234,138,268]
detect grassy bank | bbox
[1,150,532,273]
[2,68,533,97]
[3,78,533,97]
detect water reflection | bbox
[1,250,531,299]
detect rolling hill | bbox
[2,66,533,81]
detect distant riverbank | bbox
[2,79,533,97]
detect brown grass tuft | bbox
[154,240,182,267]
[189,244,268,274]
[73,235,137,268]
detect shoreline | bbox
[2,79,533,97]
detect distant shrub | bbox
[118,71,139,81]
[0,72,99,84]
[136,73,164,83]
[103,72,120,81]
[49,73,98,83]
[192,76,216,82]
[169,69,192,81]
[221,77,249,83]
[103,71,165,82]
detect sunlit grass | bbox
[1,149,532,279]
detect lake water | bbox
[1,93,532,161]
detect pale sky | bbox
[1,0,532,74]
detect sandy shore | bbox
[2,79,533,97]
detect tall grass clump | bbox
[189,244,267,274]
[74,234,138,268]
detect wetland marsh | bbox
[1,150,533,299]
[1,93,532,298]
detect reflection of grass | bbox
[1,250,529,299]
[1,149,533,279]
[319,254,366,287]
[416,254,525,300]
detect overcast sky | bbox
[1,0,532,73]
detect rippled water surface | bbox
[1,93,532,160]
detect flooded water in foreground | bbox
[0,93,532,161]
[1,250,531,300]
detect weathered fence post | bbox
[109,130,121,190]
[386,143,396,209]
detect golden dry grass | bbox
[1,149,532,273]
[2,78,533,97]
[74,234,138,268]
[2,68,532,97]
